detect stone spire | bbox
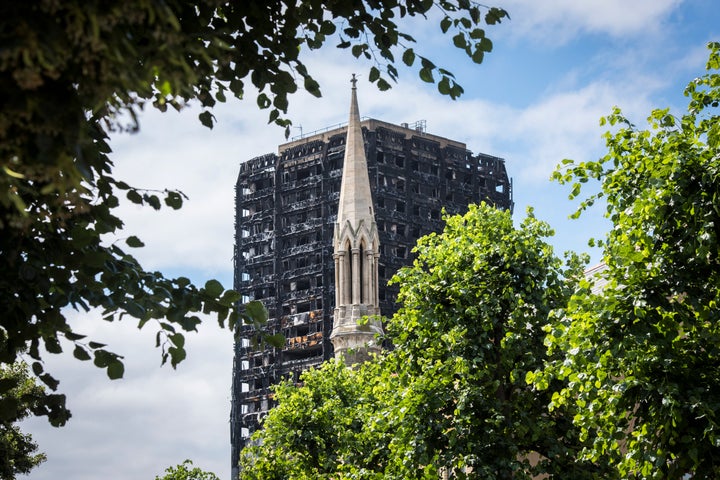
[336,74,375,229]
[330,75,383,364]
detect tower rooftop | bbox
[278,117,467,154]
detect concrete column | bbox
[364,250,374,304]
[333,253,340,306]
[344,248,352,307]
[374,252,380,309]
[351,248,361,304]
[339,251,348,306]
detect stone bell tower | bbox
[330,76,384,364]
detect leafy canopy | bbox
[0,0,506,426]
[155,459,220,480]
[539,42,720,479]
[239,359,396,479]
[0,362,67,479]
[384,203,605,479]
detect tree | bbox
[0,0,507,425]
[540,42,720,478]
[241,204,611,479]
[0,362,70,479]
[239,359,396,479]
[384,203,607,479]
[155,459,220,480]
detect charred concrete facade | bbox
[231,116,513,476]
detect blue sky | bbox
[21,2,719,479]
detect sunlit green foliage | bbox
[540,42,720,478]
[384,204,605,479]
[155,459,220,480]
[0,362,68,479]
[239,359,397,479]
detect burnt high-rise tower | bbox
[230,84,513,478]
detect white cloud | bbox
[21,309,234,480]
[498,0,683,43]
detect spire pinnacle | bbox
[337,75,373,227]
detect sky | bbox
[20,1,719,479]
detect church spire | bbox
[330,76,383,365]
[337,74,375,229]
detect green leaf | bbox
[469,28,485,40]
[304,76,321,97]
[164,191,184,209]
[84,251,108,268]
[419,68,434,83]
[0,378,19,395]
[387,64,398,81]
[93,350,113,368]
[71,225,98,248]
[265,333,285,348]
[179,315,201,331]
[450,84,464,99]
[377,78,391,91]
[402,48,416,67]
[40,373,60,391]
[168,346,187,367]
[485,7,508,25]
[145,194,161,210]
[245,300,268,325]
[44,336,62,354]
[471,48,484,64]
[73,345,91,361]
[273,94,289,112]
[256,93,271,109]
[169,333,185,348]
[438,77,451,96]
[351,44,364,58]
[320,20,336,35]
[440,16,452,33]
[220,289,242,305]
[199,110,215,129]
[420,57,436,69]
[215,86,227,103]
[204,279,224,297]
[106,194,119,208]
[126,189,143,204]
[369,66,380,82]
[160,322,177,334]
[124,301,146,319]
[107,360,125,380]
[480,37,493,52]
[453,34,466,49]
[126,235,145,248]
[64,331,86,341]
